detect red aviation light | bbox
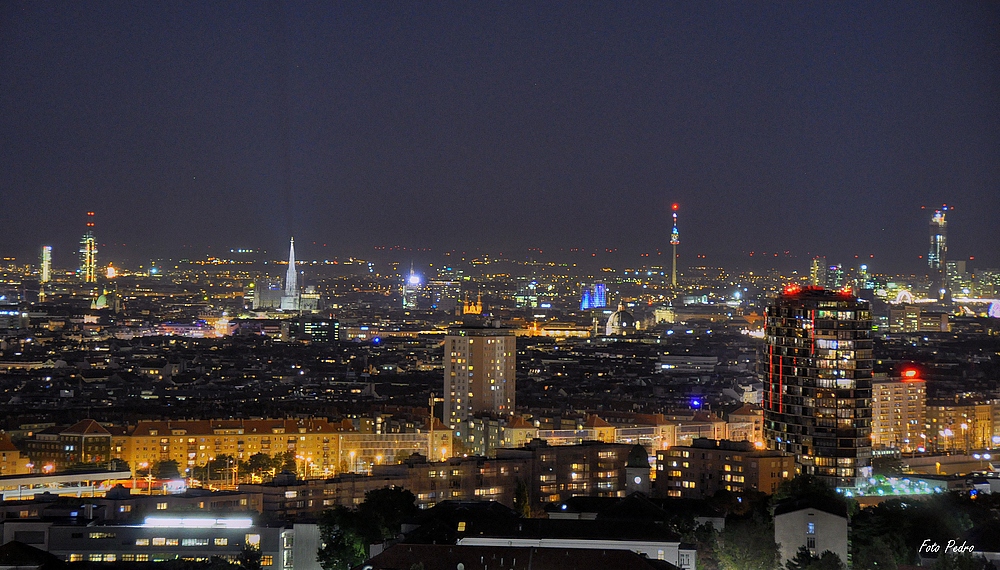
[672,203,679,211]
[783,283,801,295]
[902,368,920,382]
[839,286,853,296]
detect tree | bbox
[852,536,899,570]
[274,451,297,473]
[717,516,780,570]
[513,478,530,518]
[247,452,273,478]
[154,459,182,480]
[204,454,236,483]
[358,487,418,541]
[932,552,998,570]
[785,547,845,570]
[237,543,263,570]
[318,506,368,570]
[317,487,418,570]
[683,522,720,570]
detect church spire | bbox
[284,237,297,296]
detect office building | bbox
[13,517,321,569]
[929,207,948,300]
[888,304,950,333]
[654,438,795,498]
[283,317,340,343]
[809,257,827,287]
[427,279,461,313]
[443,326,516,427]
[762,286,873,490]
[79,211,98,283]
[579,282,607,310]
[39,246,52,284]
[824,264,844,290]
[871,371,926,452]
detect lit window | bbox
[246,534,261,547]
[215,538,229,546]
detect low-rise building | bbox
[654,438,794,498]
[773,499,849,568]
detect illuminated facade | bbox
[579,282,607,310]
[928,207,948,300]
[762,287,873,490]
[809,257,827,287]
[443,327,516,428]
[279,238,299,311]
[120,418,449,478]
[402,269,421,310]
[79,212,98,283]
[871,372,926,451]
[925,400,994,453]
[40,246,52,283]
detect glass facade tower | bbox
[928,208,948,300]
[763,286,873,490]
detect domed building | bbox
[605,301,637,336]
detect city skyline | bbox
[3,203,995,278]
[2,3,998,271]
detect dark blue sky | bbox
[1,2,997,272]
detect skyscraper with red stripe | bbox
[762,286,873,490]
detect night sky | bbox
[2,2,998,272]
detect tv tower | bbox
[670,203,680,287]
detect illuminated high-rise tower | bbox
[763,286,873,490]
[670,203,680,287]
[79,212,98,283]
[443,325,516,427]
[40,246,52,284]
[809,257,827,287]
[928,207,948,300]
[280,238,300,311]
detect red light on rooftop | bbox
[783,284,801,295]
[903,369,918,378]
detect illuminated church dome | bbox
[605,301,637,336]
